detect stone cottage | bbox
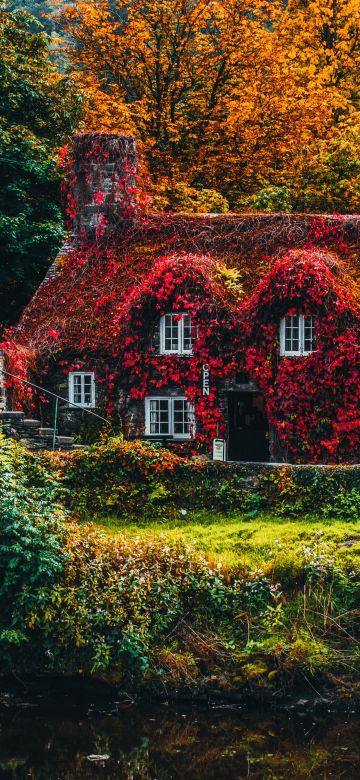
[1,132,359,463]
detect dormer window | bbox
[280,315,315,356]
[159,313,193,355]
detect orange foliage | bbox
[54,0,360,211]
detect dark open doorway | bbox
[228,392,270,462]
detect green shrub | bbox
[52,440,360,520]
[0,435,68,660]
[239,184,292,212]
[169,182,229,213]
[29,526,236,677]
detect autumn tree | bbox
[57,0,360,213]
[274,0,360,212]
[57,1,279,203]
[0,3,81,325]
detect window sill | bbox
[143,434,192,441]
[158,352,193,357]
[67,404,97,410]
[280,352,315,358]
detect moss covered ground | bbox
[94,510,360,576]
[85,510,360,698]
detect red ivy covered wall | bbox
[242,249,360,462]
[117,254,239,447]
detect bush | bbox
[50,436,183,518]
[239,185,292,212]
[28,523,239,677]
[51,439,360,520]
[0,436,68,663]
[168,182,229,213]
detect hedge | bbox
[48,437,360,520]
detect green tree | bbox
[0,4,81,326]
[6,1,58,33]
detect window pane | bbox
[164,314,179,351]
[150,399,159,433]
[159,399,170,433]
[304,315,314,352]
[83,375,92,404]
[172,399,194,435]
[182,315,193,352]
[149,399,170,434]
[284,319,291,351]
[173,399,186,434]
[291,315,300,352]
[285,315,300,352]
[73,375,82,404]
[185,403,195,435]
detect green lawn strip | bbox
[90,511,360,575]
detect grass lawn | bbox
[92,510,360,576]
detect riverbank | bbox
[2,672,360,715]
[0,674,360,716]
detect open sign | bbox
[202,364,210,396]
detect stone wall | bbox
[0,410,86,452]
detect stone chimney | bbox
[72,133,138,238]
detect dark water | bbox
[0,700,359,779]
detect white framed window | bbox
[145,397,195,439]
[280,315,315,356]
[68,372,96,408]
[159,313,194,355]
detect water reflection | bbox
[0,703,359,779]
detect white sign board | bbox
[213,438,226,462]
